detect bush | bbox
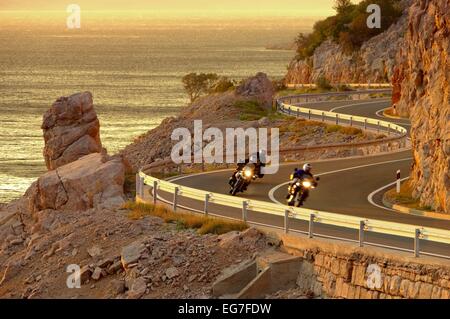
[326,124,362,135]
[340,126,363,135]
[211,77,235,93]
[315,76,333,90]
[326,124,342,133]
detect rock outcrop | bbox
[42,92,103,170]
[393,0,450,213]
[235,72,274,108]
[285,2,410,85]
[26,152,125,213]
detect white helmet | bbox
[249,154,258,163]
[303,163,312,172]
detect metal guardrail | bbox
[276,90,407,136]
[285,83,393,89]
[137,172,450,258]
[136,90,450,258]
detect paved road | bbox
[149,98,450,258]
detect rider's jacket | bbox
[290,169,314,181]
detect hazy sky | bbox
[0,0,344,17]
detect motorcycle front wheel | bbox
[231,179,243,196]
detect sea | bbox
[0,13,313,203]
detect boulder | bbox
[42,92,103,170]
[26,153,125,213]
[235,72,274,108]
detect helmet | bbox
[303,163,312,172]
[258,150,267,163]
[249,154,258,163]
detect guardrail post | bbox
[388,124,391,135]
[350,117,353,127]
[308,110,311,120]
[288,107,291,115]
[173,187,179,211]
[153,180,158,205]
[322,112,325,122]
[204,193,210,216]
[284,210,290,234]
[139,176,144,198]
[377,121,381,133]
[414,229,421,257]
[336,114,339,125]
[242,201,248,222]
[364,119,367,130]
[136,173,140,199]
[297,108,300,118]
[309,214,315,238]
[359,221,365,247]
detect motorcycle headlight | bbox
[244,169,253,178]
[302,181,312,188]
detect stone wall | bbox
[279,234,450,299]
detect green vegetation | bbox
[295,0,402,60]
[182,73,236,102]
[279,118,326,134]
[123,201,248,235]
[384,181,434,211]
[326,124,363,135]
[315,76,333,90]
[235,100,285,121]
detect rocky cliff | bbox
[285,2,410,85]
[42,92,103,170]
[393,0,449,213]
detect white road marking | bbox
[375,108,411,125]
[329,99,390,112]
[367,177,410,212]
[268,157,412,205]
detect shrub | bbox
[315,76,333,90]
[340,126,363,135]
[211,77,235,93]
[326,124,342,133]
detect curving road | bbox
[148,98,450,259]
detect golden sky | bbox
[0,0,344,17]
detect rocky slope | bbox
[0,90,273,299]
[393,0,449,213]
[285,1,410,84]
[121,73,380,171]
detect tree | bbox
[333,0,353,14]
[182,73,218,102]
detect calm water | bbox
[0,16,308,203]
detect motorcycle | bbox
[286,176,319,207]
[229,163,257,196]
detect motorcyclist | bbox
[287,163,316,203]
[228,151,265,187]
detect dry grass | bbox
[326,124,363,135]
[279,118,326,134]
[384,181,433,211]
[122,201,248,235]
